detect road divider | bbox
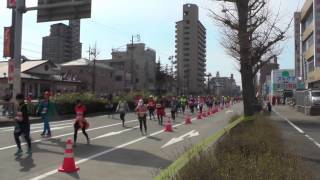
[154,116,244,180]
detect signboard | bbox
[271,69,296,96]
[8,59,14,83]
[7,0,16,8]
[37,0,91,23]
[314,0,320,67]
[3,27,13,58]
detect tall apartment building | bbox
[98,43,156,92]
[176,4,206,94]
[42,20,82,64]
[295,0,320,88]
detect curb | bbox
[154,116,244,180]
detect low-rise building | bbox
[0,60,81,98]
[60,58,114,95]
[98,43,156,93]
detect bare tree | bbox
[210,0,291,116]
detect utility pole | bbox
[12,0,25,101]
[88,44,98,94]
[205,73,212,94]
[129,34,140,91]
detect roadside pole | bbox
[12,0,25,101]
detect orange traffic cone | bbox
[202,112,207,118]
[197,112,202,120]
[184,113,192,124]
[164,118,173,132]
[58,138,79,173]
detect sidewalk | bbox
[271,105,320,179]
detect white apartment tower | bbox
[176,4,206,94]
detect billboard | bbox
[271,69,296,96]
[37,0,91,23]
[7,0,16,8]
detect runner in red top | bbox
[147,96,156,120]
[73,99,90,146]
[156,98,165,126]
[135,99,148,135]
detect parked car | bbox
[295,89,320,115]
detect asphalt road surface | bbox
[272,106,320,179]
[0,104,243,180]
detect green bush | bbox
[53,93,108,115]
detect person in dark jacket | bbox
[14,94,32,155]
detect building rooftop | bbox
[0,60,50,78]
[60,58,113,71]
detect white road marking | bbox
[273,110,320,149]
[0,122,75,133]
[0,119,138,151]
[30,125,71,134]
[161,130,199,148]
[91,126,139,140]
[29,117,197,180]
[225,110,233,114]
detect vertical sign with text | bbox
[3,27,13,58]
[314,0,320,67]
[8,59,14,84]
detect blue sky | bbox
[0,0,303,86]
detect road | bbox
[272,105,320,179]
[0,103,243,180]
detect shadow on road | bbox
[15,153,36,172]
[73,143,172,169]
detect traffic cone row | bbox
[184,114,192,124]
[164,117,173,132]
[197,112,202,120]
[202,112,207,118]
[58,138,79,173]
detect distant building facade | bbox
[295,0,320,88]
[209,72,240,97]
[176,4,206,94]
[42,20,82,64]
[98,43,156,93]
[60,58,114,95]
[0,60,81,98]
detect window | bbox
[184,11,189,16]
[308,59,314,73]
[115,75,122,81]
[302,11,313,32]
[44,65,49,71]
[186,20,190,24]
[302,33,314,53]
